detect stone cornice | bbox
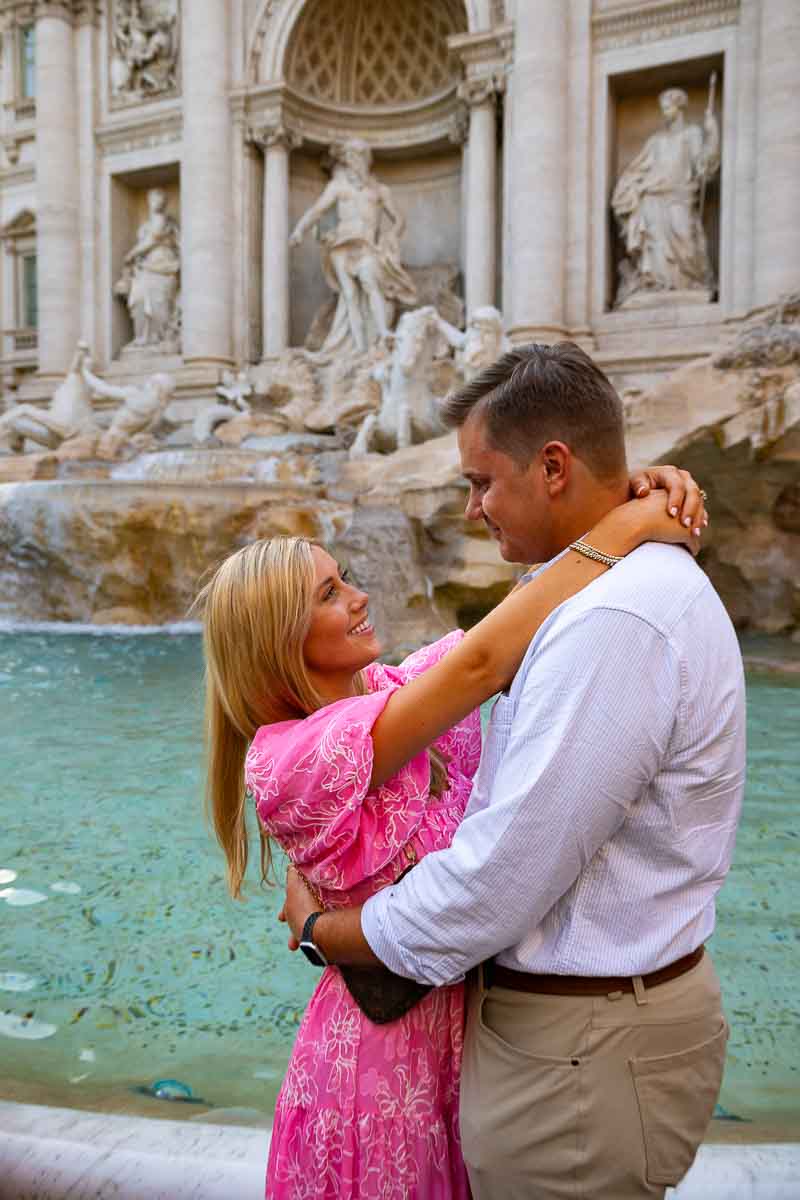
[95,107,183,157]
[448,24,513,73]
[592,0,740,51]
[234,81,463,152]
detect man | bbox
[283,343,745,1199]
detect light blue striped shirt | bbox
[361,542,746,985]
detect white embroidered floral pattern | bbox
[247,632,479,1200]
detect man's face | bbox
[458,413,552,564]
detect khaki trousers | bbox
[460,953,728,1200]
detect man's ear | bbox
[541,441,570,495]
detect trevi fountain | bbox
[0,1,798,1196]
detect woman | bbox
[198,482,705,1200]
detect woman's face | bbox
[303,546,381,686]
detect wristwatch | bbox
[299,911,328,967]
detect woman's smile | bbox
[349,616,374,637]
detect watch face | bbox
[299,939,327,968]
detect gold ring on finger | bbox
[699,489,708,500]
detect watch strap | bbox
[299,910,328,967]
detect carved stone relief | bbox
[110,0,179,106]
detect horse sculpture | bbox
[349,306,463,457]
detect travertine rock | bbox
[1,307,798,645]
[628,364,800,635]
[0,453,58,482]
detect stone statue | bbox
[611,82,720,307]
[110,0,178,103]
[0,342,96,453]
[350,306,463,457]
[453,306,509,381]
[114,187,180,352]
[193,370,254,444]
[290,139,417,355]
[81,361,175,459]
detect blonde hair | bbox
[196,537,448,900]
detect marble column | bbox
[35,3,80,376]
[754,0,800,309]
[181,0,233,365]
[76,5,98,355]
[459,76,501,316]
[507,0,567,343]
[448,106,470,289]
[260,126,300,358]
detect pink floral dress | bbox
[245,632,481,1200]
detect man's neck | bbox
[549,481,630,558]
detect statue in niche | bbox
[349,306,464,457]
[289,139,418,356]
[0,342,96,453]
[81,360,175,459]
[110,0,178,103]
[193,370,254,444]
[114,187,181,353]
[611,81,720,307]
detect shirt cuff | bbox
[361,888,465,987]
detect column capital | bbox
[248,123,303,154]
[2,0,98,25]
[457,70,505,109]
[73,1,102,26]
[31,0,83,22]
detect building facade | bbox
[0,0,798,407]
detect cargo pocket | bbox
[629,1018,729,1186]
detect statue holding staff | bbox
[611,79,720,306]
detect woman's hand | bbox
[629,465,708,534]
[592,490,703,559]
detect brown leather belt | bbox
[485,945,704,996]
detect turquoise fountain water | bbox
[0,631,798,1137]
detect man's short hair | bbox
[441,341,627,481]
